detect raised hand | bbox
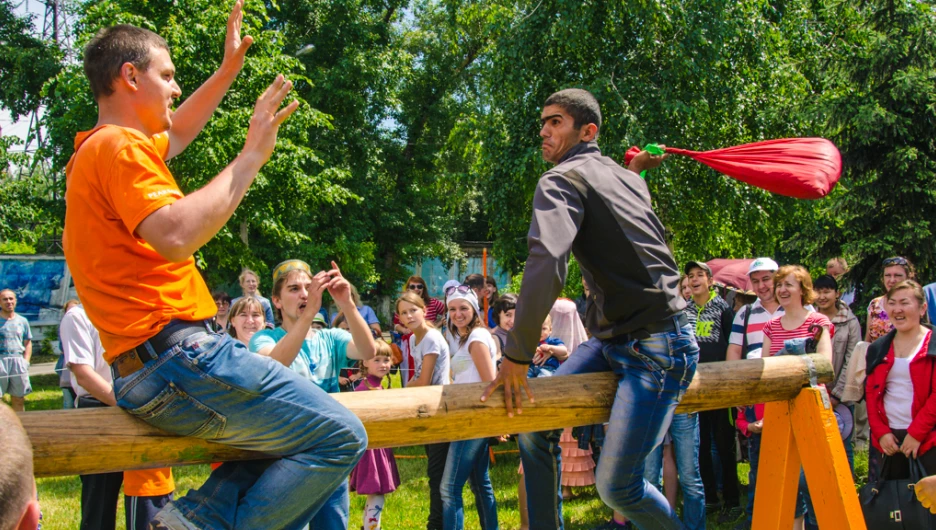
[221,0,253,74]
[325,261,354,309]
[627,145,669,175]
[242,75,299,164]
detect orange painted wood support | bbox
[753,400,801,530]
[752,385,866,530]
[792,387,866,529]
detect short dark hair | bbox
[83,24,169,100]
[814,275,838,292]
[212,290,232,304]
[544,88,602,131]
[491,293,518,326]
[464,274,485,290]
[0,404,33,530]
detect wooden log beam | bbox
[22,354,831,478]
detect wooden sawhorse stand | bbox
[753,385,865,529]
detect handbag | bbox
[860,455,936,528]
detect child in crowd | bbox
[528,315,568,378]
[349,341,401,530]
[396,290,451,529]
[491,294,517,355]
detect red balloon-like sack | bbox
[625,138,842,199]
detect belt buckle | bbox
[114,349,145,378]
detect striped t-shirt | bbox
[728,300,785,355]
[762,312,833,357]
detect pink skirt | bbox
[349,448,401,495]
[518,428,596,487]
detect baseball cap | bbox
[312,313,327,326]
[683,261,712,276]
[748,257,779,276]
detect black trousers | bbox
[425,442,450,530]
[77,397,123,530]
[699,407,740,507]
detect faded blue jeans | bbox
[519,319,699,530]
[440,437,499,529]
[113,331,367,530]
[644,412,707,530]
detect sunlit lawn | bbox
[20,371,867,529]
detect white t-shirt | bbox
[409,328,451,386]
[59,306,111,402]
[448,327,497,385]
[884,333,928,430]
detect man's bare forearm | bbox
[137,153,265,262]
[69,364,117,406]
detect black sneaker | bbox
[717,505,744,524]
[705,502,721,517]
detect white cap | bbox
[442,279,461,293]
[748,257,779,276]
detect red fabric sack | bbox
[625,138,842,199]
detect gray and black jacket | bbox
[504,141,685,363]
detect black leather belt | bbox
[112,320,211,378]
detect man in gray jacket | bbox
[482,88,700,530]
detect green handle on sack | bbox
[639,143,665,179]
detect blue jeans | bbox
[645,413,706,530]
[310,482,349,529]
[519,320,700,530]
[440,437,498,529]
[113,331,367,530]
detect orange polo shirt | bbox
[64,125,216,362]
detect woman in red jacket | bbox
[865,279,936,479]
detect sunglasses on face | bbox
[445,284,472,297]
[883,257,909,267]
[408,284,425,290]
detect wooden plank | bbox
[22,354,832,477]
[753,400,801,530]
[792,387,866,530]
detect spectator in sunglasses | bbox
[393,276,445,334]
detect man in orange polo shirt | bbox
[63,2,369,528]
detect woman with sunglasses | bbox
[393,276,446,334]
[441,285,499,529]
[866,257,916,343]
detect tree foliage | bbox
[0,0,62,120]
[789,0,936,298]
[7,0,935,305]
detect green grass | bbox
[22,373,868,529]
